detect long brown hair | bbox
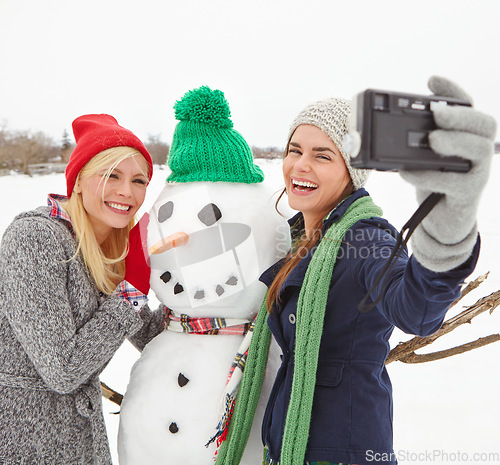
[265,139,353,312]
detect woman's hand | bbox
[400,76,497,272]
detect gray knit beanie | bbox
[288,97,370,190]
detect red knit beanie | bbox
[65,114,153,198]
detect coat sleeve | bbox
[349,220,480,336]
[128,303,167,351]
[113,281,167,350]
[0,216,143,394]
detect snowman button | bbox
[169,422,179,434]
[289,313,296,324]
[178,373,189,387]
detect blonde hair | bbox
[62,146,150,295]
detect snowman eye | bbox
[197,203,222,227]
[158,201,174,223]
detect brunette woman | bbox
[216,77,497,465]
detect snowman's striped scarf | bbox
[164,308,251,335]
[206,318,256,448]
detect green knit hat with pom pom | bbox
[166,86,264,183]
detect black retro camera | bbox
[343,89,472,172]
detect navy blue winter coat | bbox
[259,188,479,465]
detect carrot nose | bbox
[149,232,189,255]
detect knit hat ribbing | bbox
[65,114,153,198]
[166,86,264,184]
[288,97,370,191]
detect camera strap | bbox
[358,192,445,313]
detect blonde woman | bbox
[0,114,165,464]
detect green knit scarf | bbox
[215,195,383,465]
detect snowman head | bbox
[148,183,289,319]
[147,86,289,319]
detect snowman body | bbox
[118,181,290,465]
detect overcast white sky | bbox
[0,0,498,148]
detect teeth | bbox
[292,179,318,188]
[106,202,131,211]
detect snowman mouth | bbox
[159,270,239,300]
[292,178,318,191]
[154,222,254,305]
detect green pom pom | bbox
[174,86,233,129]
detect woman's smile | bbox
[289,176,319,195]
[104,201,133,214]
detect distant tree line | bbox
[0,126,62,175]
[0,125,172,175]
[0,125,283,176]
[251,146,284,159]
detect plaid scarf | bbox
[164,308,251,336]
[164,308,254,449]
[207,320,255,449]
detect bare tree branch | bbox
[392,334,500,364]
[387,273,500,364]
[101,381,123,406]
[449,271,489,307]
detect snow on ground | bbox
[0,157,499,464]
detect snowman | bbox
[118,87,290,465]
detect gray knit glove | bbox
[400,76,497,272]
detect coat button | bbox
[289,313,296,324]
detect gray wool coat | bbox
[0,206,165,464]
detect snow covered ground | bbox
[1,158,499,464]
